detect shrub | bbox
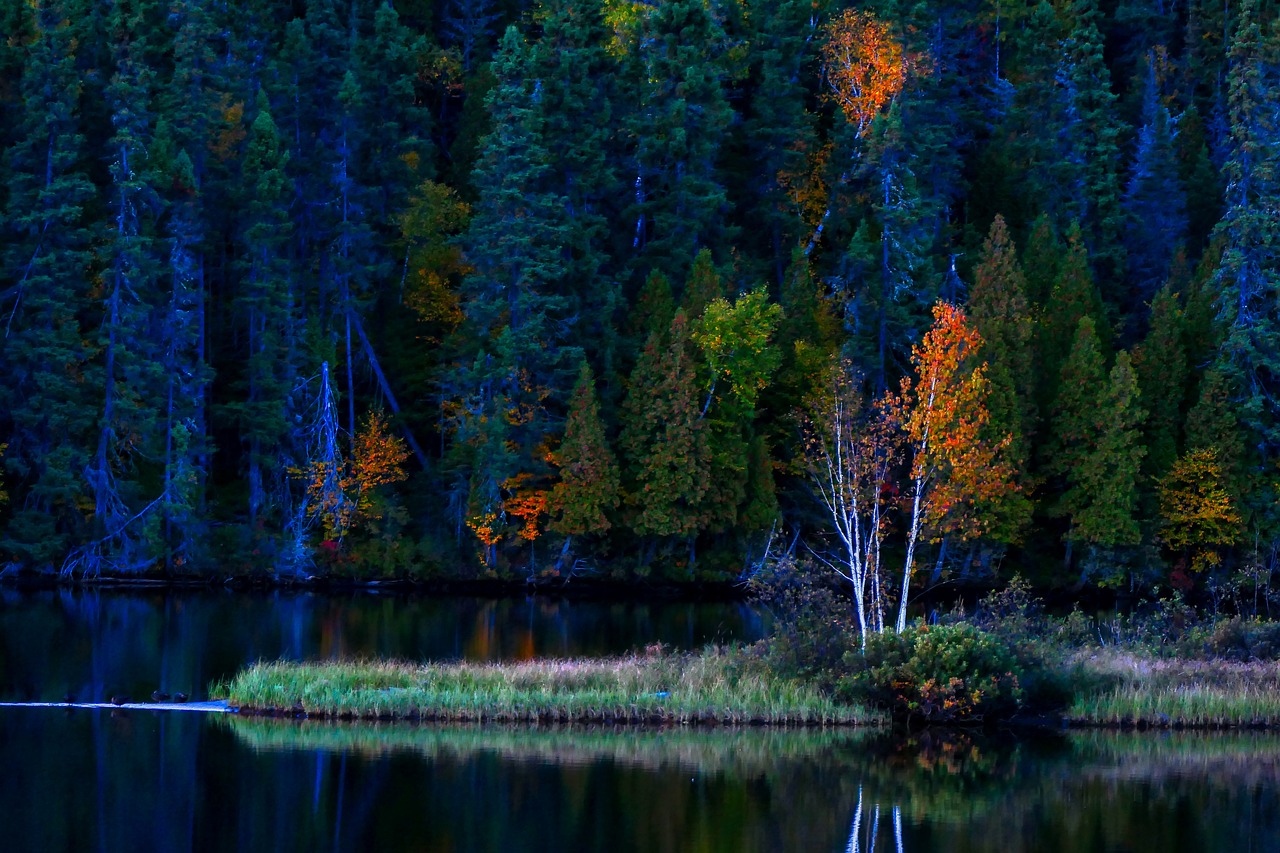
[839,624,1026,723]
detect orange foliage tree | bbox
[889,303,1018,631]
[820,10,910,139]
[304,409,410,541]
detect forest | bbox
[0,0,1276,603]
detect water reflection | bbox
[4,708,1280,852]
[0,588,764,703]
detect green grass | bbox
[217,648,882,726]
[1064,650,1280,727]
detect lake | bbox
[1,588,1278,852]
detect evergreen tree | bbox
[969,215,1035,538]
[620,313,710,543]
[1069,351,1147,557]
[1124,91,1188,305]
[233,93,298,531]
[626,0,734,280]
[1047,316,1107,495]
[0,0,99,564]
[454,27,572,539]
[1214,0,1280,462]
[1053,0,1126,282]
[1021,212,1061,307]
[1038,222,1107,417]
[549,364,620,539]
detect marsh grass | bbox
[1066,650,1280,727]
[218,648,881,726]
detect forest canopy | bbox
[0,0,1276,602]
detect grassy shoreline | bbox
[218,649,882,726]
[1064,651,1280,729]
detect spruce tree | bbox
[620,313,711,542]
[234,93,297,530]
[454,26,573,534]
[969,215,1035,538]
[1069,351,1146,554]
[549,364,620,539]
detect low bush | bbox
[839,623,1027,723]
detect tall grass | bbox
[1066,651,1280,727]
[218,648,882,726]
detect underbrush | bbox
[752,563,1280,727]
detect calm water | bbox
[2,589,1279,852]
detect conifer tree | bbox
[549,364,620,539]
[234,93,298,530]
[1133,281,1188,491]
[1214,0,1280,460]
[626,0,734,279]
[1021,213,1061,307]
[455,26,573,543]
[85,0,167,571]
[1038,222,1107,416]
[0,0,99,563]
[1068,351,1146,558]
[620,312,711,542]
[1124,93,1188,303]
[969,215,1035,539]
[1048,316,1108,492]
[1053,0,1126,281]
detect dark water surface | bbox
[2,590,1279,852]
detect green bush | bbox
[839,624,1026,723]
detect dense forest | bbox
[0,0,1276,600]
